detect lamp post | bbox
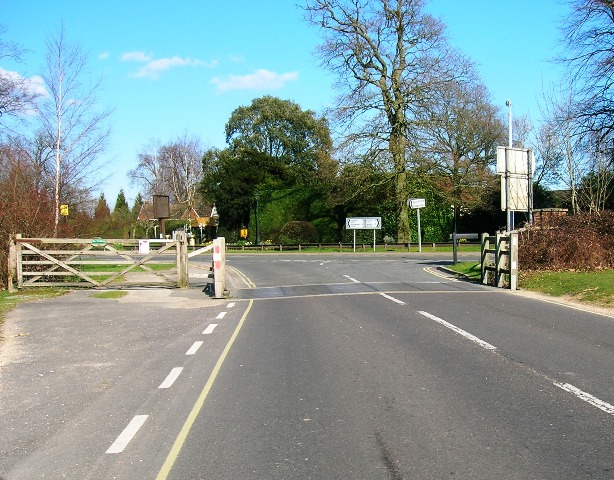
[254,192,260,245]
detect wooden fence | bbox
[481,232,518,290]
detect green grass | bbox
[520,270,614,307]
[89,290,128,299]
[0,288,68,326]
[447,262,614,308]
[445,262,482,281]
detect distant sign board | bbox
[496,147,534,175]
[408,198,426,209]
[345,217,381,229]
[91,238,106,247]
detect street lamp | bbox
[254,192,260,245]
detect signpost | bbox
[496,146,534,231]
[345,217,381,251]
[407,198,426,252]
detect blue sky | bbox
[1,0,570,207]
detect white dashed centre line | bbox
[343,275,360,283]
[203,324,218,335]
[216,311,227,320]
[418,311,497,351]
[106,415,148,454]
[380,293,405,305]
[555,382,614,416]
[159,367,183,389]
[186,341,203,355]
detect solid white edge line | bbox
[185,341,203,355]
[555,382,614,416]
[216,311,227,319]
[159,367,183,389]
[203,324,218,335]
[418,311,497,350]
[106,415,148,454]
[380,293,405,305]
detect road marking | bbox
[216,311,227,319]
[159,367,183,389]
[203,324,217,335]
[185,341,203,355]
[423,266,459,281]
[343,275,360,283]
[156,299,254,479]
[555,382,614,416]
[380,293,405,305]
[227,302,236,308]
[106,415,148,454]
[418,311,497,350]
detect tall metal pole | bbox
[506,100,513,232]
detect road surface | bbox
[0,253,612,479]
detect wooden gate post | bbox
[176,231,189,288]
[7,234,17,293]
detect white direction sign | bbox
[345,217,381,230]
[408,198,426,209]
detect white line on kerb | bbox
[159,367,183,389]
[380,293,405,305]
[555,382,614,416]
[418,311,497,351]
[203,324,217,335]
[106,415,148,454]
[343,275,361,283]
[186,341,203,355]
[216,311,227,320]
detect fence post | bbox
[176,231,189,288]
[495,232,504,288]
[213,237,227,298]
[509,232,518,290]
[8,235,17,292]
[15,233,23,289]
[480,233,488,285]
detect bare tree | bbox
[129,133,205,210]
[418,78,505,219]
[305,0,470,242]
[37,25,112,234]
[0,26,41,130]
[559,0,614,138]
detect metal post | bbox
[452,231,457,265]
[416,207,422,253]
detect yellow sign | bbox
[60,204,69,216]
[240,228,248,239]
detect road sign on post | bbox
[407,198,426,252]
[345,217,381,251]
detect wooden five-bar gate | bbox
[7,233,227,297]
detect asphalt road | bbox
[0,252,612,479]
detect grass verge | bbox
[447,262,614,308]
[89,291,129,299]
[0,288,69,328]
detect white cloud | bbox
[0,67,47,97]
[211,69,299,92]
[120,51,216,79]
[98,51,110,60]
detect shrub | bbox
[274,221,319,244]
[519,211,614,271]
